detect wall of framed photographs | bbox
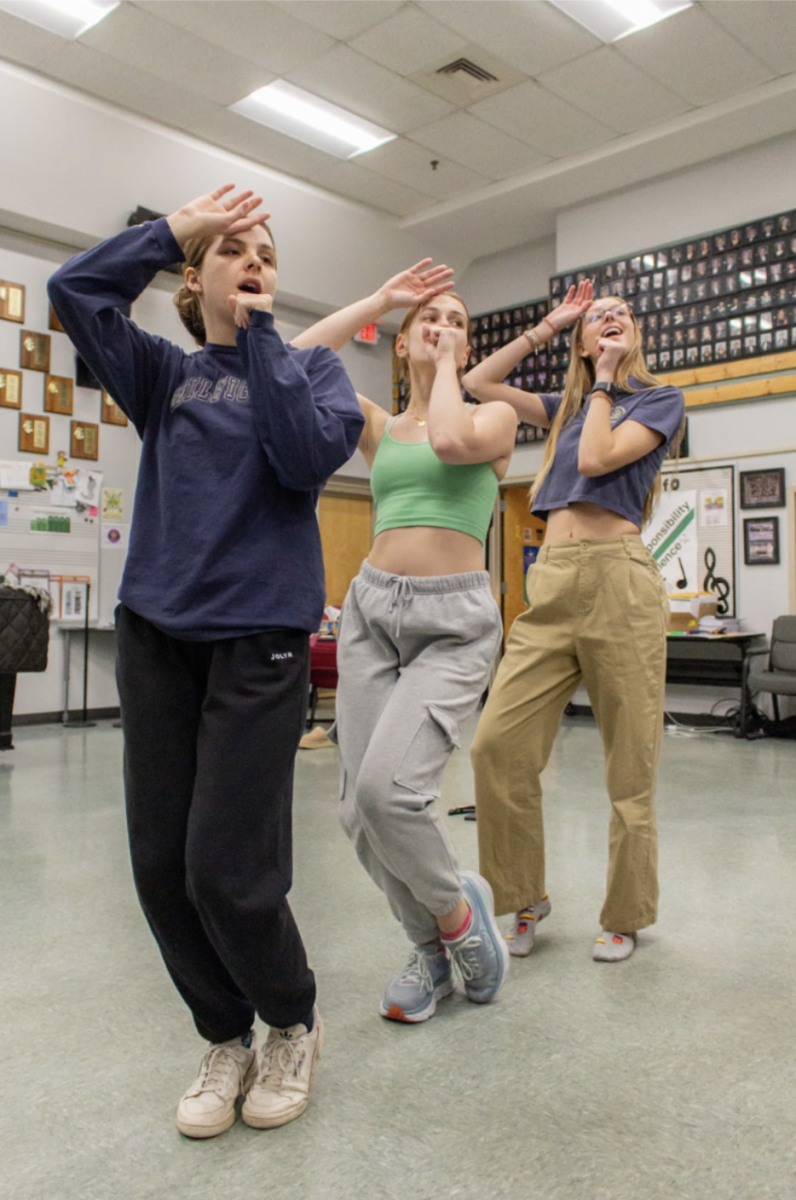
[549,207,796,383]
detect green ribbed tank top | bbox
[371,418,499,544]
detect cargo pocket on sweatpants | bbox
[394,705,461,797]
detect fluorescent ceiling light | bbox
[0,0,117,37]
[231,81,396,159]
[548,0,692,42]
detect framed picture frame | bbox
[739,467,786,509]
[743,517,780,566]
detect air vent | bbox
[436,58,498,84]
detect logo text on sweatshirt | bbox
[170,375,250,410]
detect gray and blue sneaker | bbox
[447,871,510,1004]
[379,945,455,1023]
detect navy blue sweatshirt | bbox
[48,219,363,638]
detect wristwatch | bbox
[587,381,620,401]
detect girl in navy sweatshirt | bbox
[48,185,363,1139]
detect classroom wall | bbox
[0,61,453,315]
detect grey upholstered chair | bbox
[746,616,796,721]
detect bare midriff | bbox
[367,526,486,577]
[544,501,639,544]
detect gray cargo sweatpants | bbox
[333,561,503,945]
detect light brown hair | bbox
[529,298,683,527]
[173,221,277,346]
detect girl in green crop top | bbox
[298,276,517,1023]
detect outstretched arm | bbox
[290,259,455,351]
[463,281,593,425]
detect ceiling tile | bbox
[131,0,335,75]
[538,45,691,134]
[470,81,617,158]
[703,0,796,77]
[615,6,774,107]
[286,44,455,134]
[39,41,222,130]
[409,111,549,180]
[269,0,405,41]
[0,11,66,70]
[81,5,269,106]
[188,107,346,180]
[355,136,490,200]
[416,0,600,76]
[301,158,433,216]
[349,5,469,76]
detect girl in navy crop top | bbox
[296,273,518,1020]
[464,280,685,966]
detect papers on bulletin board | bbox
[75,469,103,507]
[101,488,124,520]
[0,499,7,529]
[0,461,33,490]
[700,488,729,527]
[101,524,129,551]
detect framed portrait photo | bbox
[743,517,780,566]
[739,467,786,510]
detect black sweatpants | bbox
[115,605,316,1043]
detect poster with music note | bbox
[644,489,699,595]
[646,465,736,616]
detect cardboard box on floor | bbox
[667,592,719,632]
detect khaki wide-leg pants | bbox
[471,535,669,933]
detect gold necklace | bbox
[404,408,427,426]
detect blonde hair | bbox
[173,221,276,346]
[395,292,473,403]
[529,299,683,528]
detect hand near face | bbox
[546,280,594,333]
[168,184,270,250]
[377,259,456,312]
[595,334,625,376]
[423,323,460,365]
[227,291,274,330]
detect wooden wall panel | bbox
[317,494,373,608]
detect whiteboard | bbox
[656,463,736,616]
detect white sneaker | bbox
[176,1035,257,1139]
[242,1008,324,1129]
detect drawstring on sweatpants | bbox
[388,576,415,637]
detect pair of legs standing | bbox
[116,606,321,1137]
[334,563,509,1020]
[473,536,669,961]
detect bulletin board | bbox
[1,490,100,617]
[646,463,736,615]
[1,240,139,629]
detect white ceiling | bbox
[3,0,796,259]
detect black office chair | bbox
[746,615,796,721]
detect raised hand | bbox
[376,259,455,313]
[227,291,274,331]
[167,185,270,250]
[545,279,594,333]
